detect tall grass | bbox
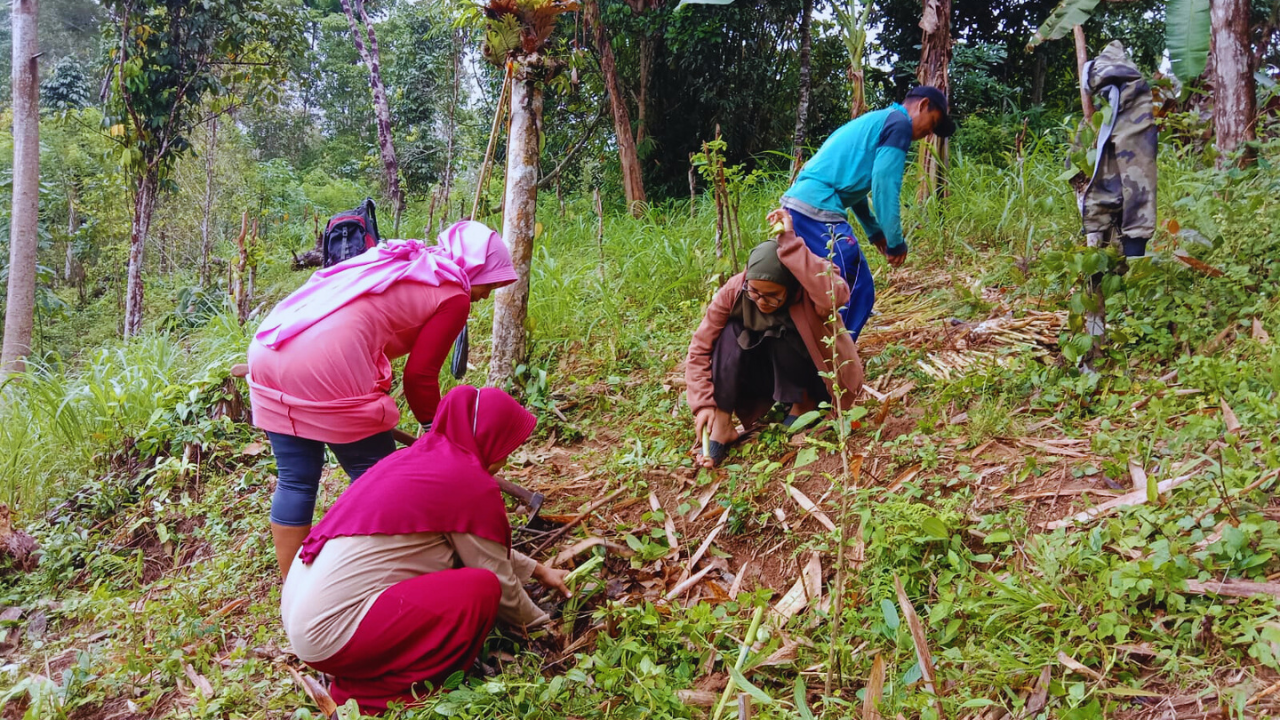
[9,131,1188,511]
[0,308,251,511]
[519,182,793,375]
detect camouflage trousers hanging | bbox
[1081,40,1158,258]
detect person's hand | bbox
[693,408,716,448]
[766,208,794,236]
[532,563,572,599]
[871,236,907,267]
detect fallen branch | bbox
[1184,579,1280,599]
[1042,462,1207,530]
[1009,488,1115,501]
[531,488,626,556]
[1191,467,1280,526]
[1247,677,1280,707]
[686,508,731,576]
[551,536,634,568]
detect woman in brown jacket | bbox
[686,209,864,467]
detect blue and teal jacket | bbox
[782,104,912,256]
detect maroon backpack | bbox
[322,198,381,267]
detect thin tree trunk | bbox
[916,0,951,201]
[64,182,78,283]
[688,155,697,218]
[232,212,248,323]
[124,170,159,337]
[472,63,512,221]
[593,186,605,276]
[2,0,39,374]
[199,115,218,287]
[792,0,814,174]
[340,0,405,233]
[441,29,461,226]
[1073,25,1095,122]
[488,60,544,386]
[1211,0,1257,167]
[584,0,646,217]
[1031,47,1047,106]
[637,33,654,144]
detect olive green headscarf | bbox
[730,240,801,348]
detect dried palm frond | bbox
[859,284,1065,381]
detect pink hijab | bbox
[297,386,537,564]
[255,221,517,350]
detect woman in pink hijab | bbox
[247,220,517,578]
[280,386,569,714]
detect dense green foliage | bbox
[2,0,1280,717]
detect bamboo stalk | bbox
[471,62,514,220]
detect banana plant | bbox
[1027,0,1210,83]
[833,0,874,117]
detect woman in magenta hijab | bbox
[247,221,518,577]
[280,386,570,715]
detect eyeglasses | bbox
[745,285,787,307]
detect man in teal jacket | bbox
[780,86,954,339]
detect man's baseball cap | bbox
[905,86,956,138]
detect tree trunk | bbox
[441,29,461,228]
[637,33,654,144]
[792,0,814,174]
[64,182,80,284]
[199,115,218,287]
[340,0,405,233]
[584,0,646,217]
[1031,47,1047,106]
[232,212,248,322]
[1211,0,1257,167]
[916,0,951,201]
[124,170,158,337]
[488,60,544,387]
[1073,25,1095,122]
[2,0,39,375]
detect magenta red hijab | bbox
[256,221,517,350]
[297,386,537,564]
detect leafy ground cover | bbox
[4,140,1280,719]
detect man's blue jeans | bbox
[266,430,396,526]
[785,209,876,340]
